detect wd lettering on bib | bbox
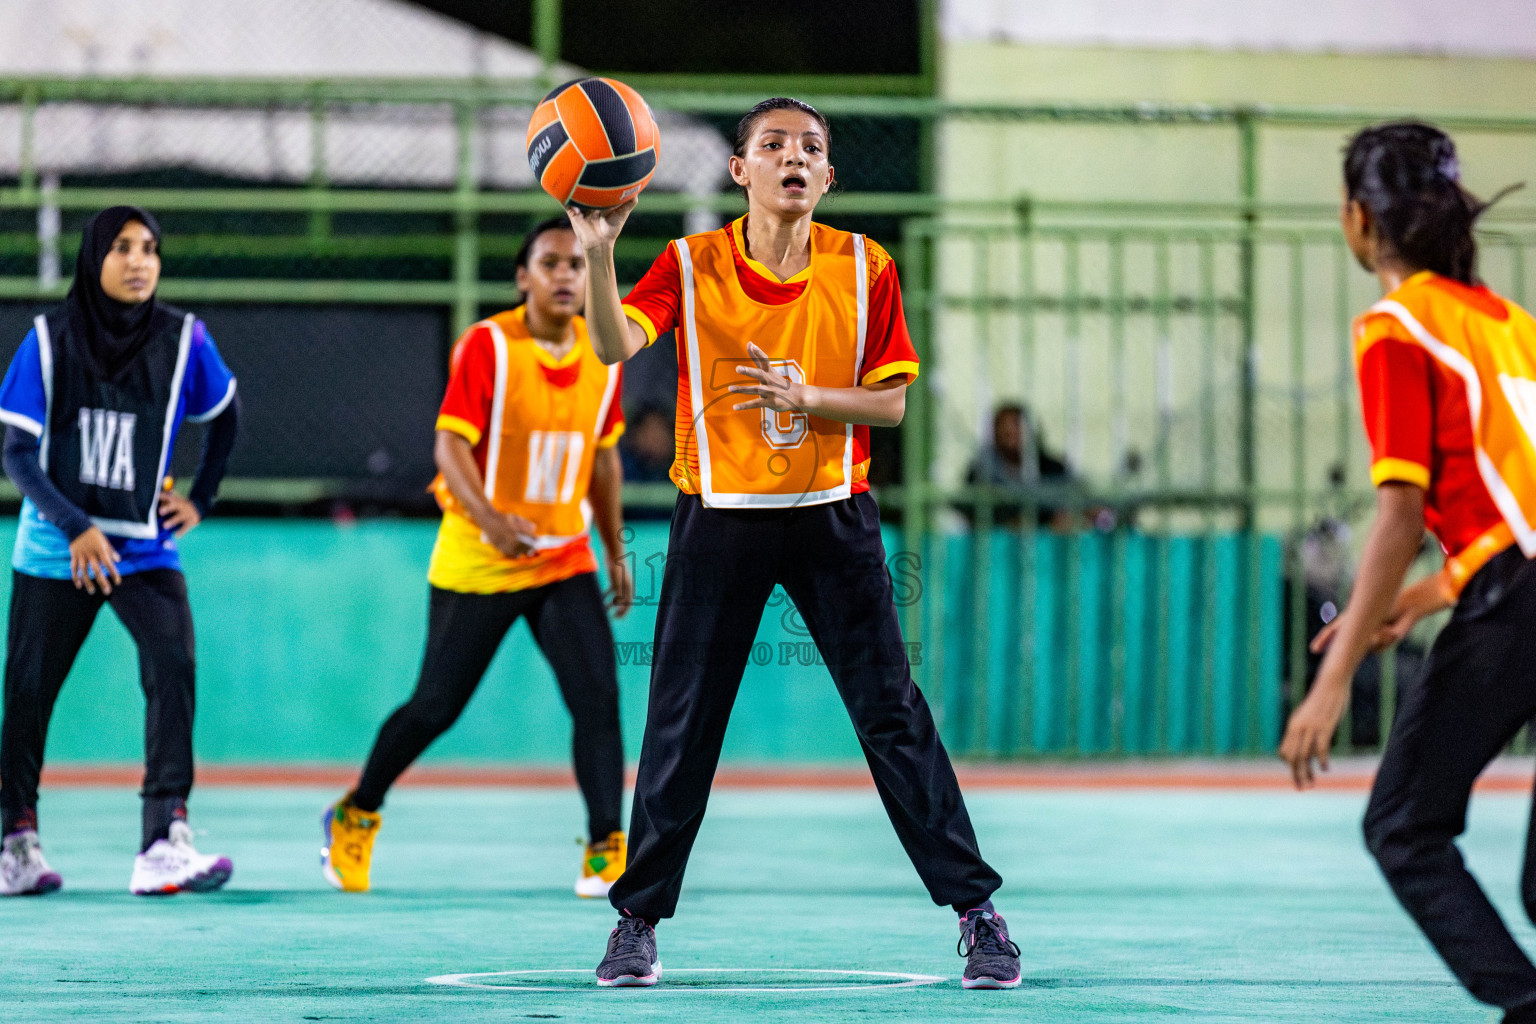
[78,409,138,491]
[525,430,586,504]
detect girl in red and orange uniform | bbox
[569,98,1014,990]
[1283,123,1536,1024]
[322,219,633,899]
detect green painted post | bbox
[1199,238,1217,498]
[308,96,331,244]
[1511,238,1527,307]
[915,0,939,193]
[900,225,932,701]
[452,102,480,337]
[1286,238,1311,752]
[1063,237,1082,754]
[929,514,949,742]
[1237,113,1268,754]
[1336,243,1354,494]
[1016,213,1038,755]
[533,0,562,83]
[1108,237,1128,753]
[19,87,37,196]
[1236,113,1259,531]
[970,232,994,757]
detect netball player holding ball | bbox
[0,206,239,896]
[564,96,1017,989]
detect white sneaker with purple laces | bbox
[0,830,62,896]
[130,821,233,895]
[959,908,1021,989]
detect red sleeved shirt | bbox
[1356,333,1502,557]
[437,316,625,466]
[620,217,919,493]
[429,311,624,594]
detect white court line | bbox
[426,967,949,994]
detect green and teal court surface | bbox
[6,783,1526,1022]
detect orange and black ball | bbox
[526,77,660,208]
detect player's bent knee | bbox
[401,701,463,738]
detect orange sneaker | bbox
[321,796,381,893]
[575,830,626,899]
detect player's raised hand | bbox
[565,199,637,252]
[730,342,807,413]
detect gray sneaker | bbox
[596,915,660,987]
[958,909,1021,989]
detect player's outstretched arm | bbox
[1279,482,1426,789]
[728,343,907,428]
[434,430,537,559]
[566,200,649,364]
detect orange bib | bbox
[436,313,620,549]
[1361,272,1536,557]
[676,223,868,508]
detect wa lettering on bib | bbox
[78,409,138,491]
[37,311,192,539]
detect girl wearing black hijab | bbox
[0,206,240,896]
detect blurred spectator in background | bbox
[620,404,676,520]
[620,405,674,483]
[961,402,1081,529]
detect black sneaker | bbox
[596,915,660,987]
[958,909,1021,989]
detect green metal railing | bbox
[6,78,1536,755]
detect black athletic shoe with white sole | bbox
[958,909,1021,989]
[596,915,660,987]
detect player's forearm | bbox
[800,380,906,428]
[1315,484,1426,690]
[434,431,502,534]
[2,425,92,540]
[588,445,626,560]
[584,243,645,364]
[189,393,240,518]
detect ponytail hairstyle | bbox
[1343,121,1510,285]
[512,216,578,306]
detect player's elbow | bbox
[876,390,906,428]
[591,333,635,365]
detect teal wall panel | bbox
[4,520,1285,764]
[931,530,1285,757]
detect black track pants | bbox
[608,492,1002,922]
[0,569,196,849]
[352,572,624,841]
[1364,545,1536,1014]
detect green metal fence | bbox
[5,78,1536,756]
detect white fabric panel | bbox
[942,0,1536,57]
[0,0,731,192]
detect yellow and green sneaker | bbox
[321,796,381,893]
[575,830,626,899]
